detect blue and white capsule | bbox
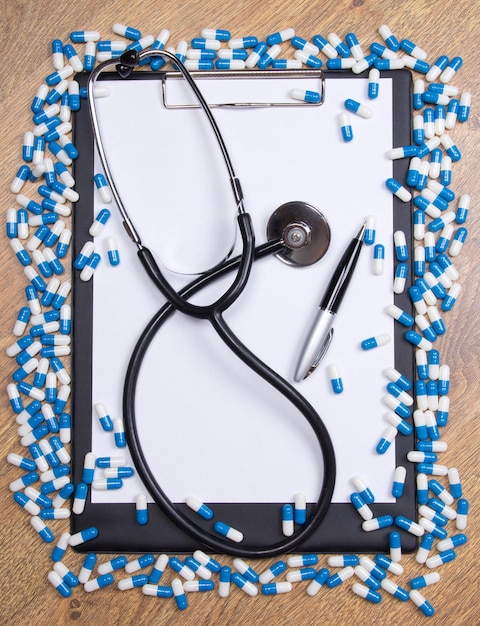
[93,173,112,203]
[185,496,214,520]
[89,209,111,237]
[193,550,221,573]
[113,23,141,40]
[214,521,243,542]
[282,503,294,536]
[84,573,115,593]
[345,33,364,60]
[458,92,471,122]
[338,113,353,142]
[259,561,287,584]
[456,499,469,531]
[229,36,258,49]
[352,476,375,504]
[362,515,393,532]
[376,425,397,454]
[372,244,384,275]
[350,492,373,521]
[327,364,343,393]
[386,178,412,202]
[455,194,470,224]
[361,333,390,350]
[289,86,320,103]
[294,492,307,524]
[439,56,462,83]
[246,41,268,69]
[368,68,380,99]
[306,568,330,596]
[257,44,281,69]
[231,573,258,596]
[326,566,354,588]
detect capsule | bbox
[148,554,169,584]
[361,333,390,350]
[229,36,258,49]
[326,57,355,70]
[385,411,412,436]
[440,133,461,162]
[371,244,384,275]
[259,561,287,584]
[325,566,354,588]
[368,68,380,99]
[95,456,127,469]
[376,425,397,454]
[428,480,453,507]
[456,498,469,530]
[338,113,353,142]
[458,91,471,122]
[351,477,375,504]
[290,88,321,104]
[362,515,393,532]
[185,496,214,520]
[386,178,412,202]
[257,44,281,69]
[350,492,373,520]
[455,194,470,225]
[69,526,98,546]
[344,98,373,119]
[214,521,243,542]
[448,467,462,499]
[391,466,407,498]
[92,478,123,490]
[305,568,329,596]
[60,304,72,335]
[92,402,112,432]
[89,208,111,237]
[7,452,36,471]
[231,572,258,596]
[425,549,456,570]
[113,417,126,447]
[345,33,364,60]
[449,228,467,258]
[282,503,294,536]
[327,363,343,393]
[80,253,101,281]
[245,42,268,68]
[294,492,307,524]
[233,558,259,583]
[124,554,155,575]
[6,207,19,239]
[30,515,54,543]
[419,505,448,528]
[183,557,211,580]
[84,573,115,593]
[386,305,413,327]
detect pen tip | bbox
[356,221,367,239]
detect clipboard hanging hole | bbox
[266,201,331,267]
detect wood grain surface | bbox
[1,1,479,624]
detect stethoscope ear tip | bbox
[266,201,331,267]
[116,50,140,78]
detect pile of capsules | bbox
[5,21,471,618]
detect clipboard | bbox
[71,68,416,554]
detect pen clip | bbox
[304,328,334,379]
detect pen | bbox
[294,220,367,381]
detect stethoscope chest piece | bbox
[266,201,331,266]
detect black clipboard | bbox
[71,69,416,554]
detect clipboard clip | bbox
[161,69,325,109]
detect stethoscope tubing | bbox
[123,239,336,557]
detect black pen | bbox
[294,220,367,381]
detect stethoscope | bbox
[88,48,336,557]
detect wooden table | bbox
[1,1,479,624]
